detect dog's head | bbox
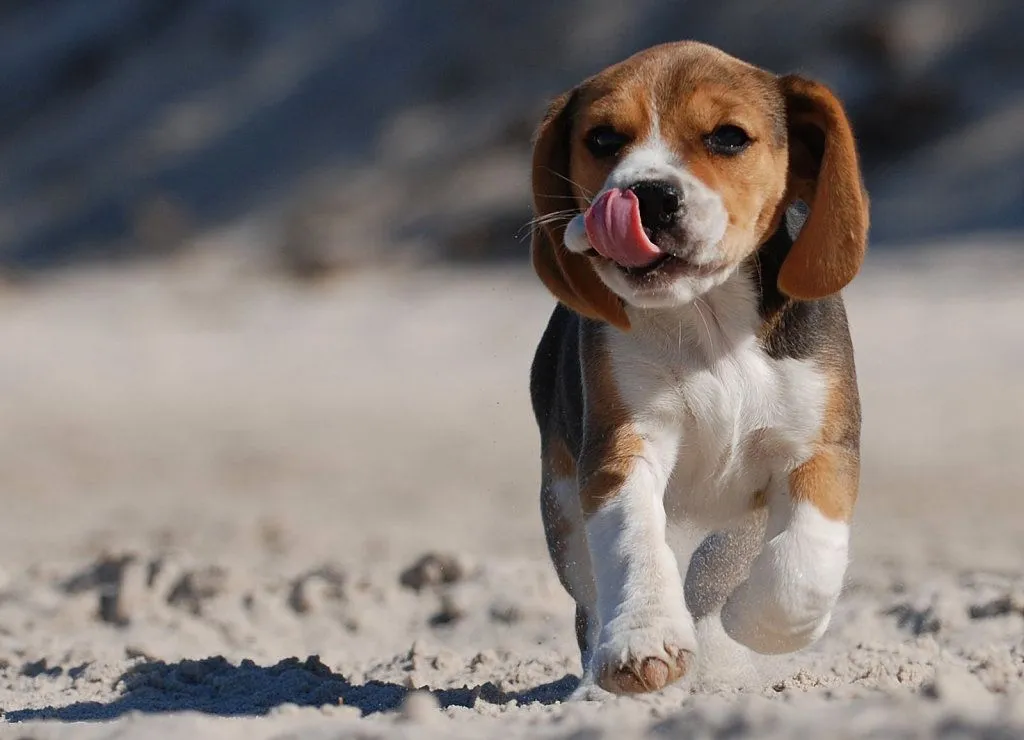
[530,41,869,330]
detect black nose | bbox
[629,181,681,230]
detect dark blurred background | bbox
[1,0,1021,279]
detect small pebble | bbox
[401,690,439,722]
[269,702,302,716]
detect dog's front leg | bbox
[577,425,695,695]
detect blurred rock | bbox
[428,592,466,628]
[969,593,1024,620]
[165,566,227,616]
[60,552,136,626]
[287,564,347,615]
[399,553,470,592]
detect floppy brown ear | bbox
[531,90,629,329]
[777,75,869,300]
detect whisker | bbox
[531,208,578,220]
[693,296,717,357]
[541,168,594,203]
[516,210,578,240]
[533,193,588,201]
[521,211,577,229]
[527,208,577,220]
[751,253,764,292]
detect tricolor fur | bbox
[529,41,867,696]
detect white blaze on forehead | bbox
[605,112,680,191]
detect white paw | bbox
[589,611,696,694]
[720,539,842,654]
[722,589,832,654]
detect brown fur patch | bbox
[548,435,577,480]
[789,354,861,522]
[569,72,654,202]
[776,75,869,300]
[654,59,790,264]
[788,445,858,522]
[755,297,786,346]
[531,91,630,329]
[576,325,644,515]
[819,356,862,453]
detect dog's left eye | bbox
[585,126,630,158]
[705,125,752,156]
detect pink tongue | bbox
[584,189,663,268]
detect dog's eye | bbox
[705,125,751,156]
[585,126,630,158]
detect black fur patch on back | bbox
[753,205,851,363]
[530,304,585,456]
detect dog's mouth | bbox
[583,246,720,281]
[582,189,722,281]
[617,247,673,277]
[577,189,726,284]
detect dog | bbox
[528,41,868,696]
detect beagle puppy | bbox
[529,41,868,695]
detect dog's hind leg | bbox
[541,469,599,673]
[683,522,764,689]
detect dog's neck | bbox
[616,212,800,365]
[620,269,763,364]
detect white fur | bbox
[721,497,849,654]
[581,427,696,688]
[609,274,827,530]
[580,271,849,688]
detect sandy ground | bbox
[0,241,1023,738]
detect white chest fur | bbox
[605,281,827,529]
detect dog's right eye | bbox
[585,126,630,158]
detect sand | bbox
[0,241,1022,738]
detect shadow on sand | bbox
[4,655,579,722]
